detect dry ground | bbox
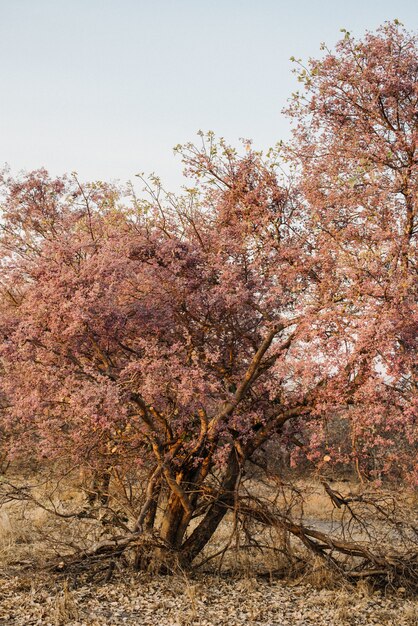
[0,569,417,625]
[0,467,417,625]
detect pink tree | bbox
[0,22,416,573]
[285,21,417,480]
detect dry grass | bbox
[0,463,417,625]
[53,580,80,625]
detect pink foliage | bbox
[0,23,416,482]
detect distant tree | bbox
[0,21,416,572]
[285,21,417,480]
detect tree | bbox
[0,22,416,578]
[285,21,417,481]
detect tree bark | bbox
[179,448,241,566]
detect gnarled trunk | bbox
[134,447,242,571]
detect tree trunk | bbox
[179,448,241,566]
[133,446,241,572]
[85,469,111,506]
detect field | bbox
[0,466,417,625]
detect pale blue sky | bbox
[0,1,417,190]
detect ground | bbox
[0,569,417,625]
[0,468,417,625]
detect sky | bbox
[0,0,417,192]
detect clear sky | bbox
[1,0,417,191]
